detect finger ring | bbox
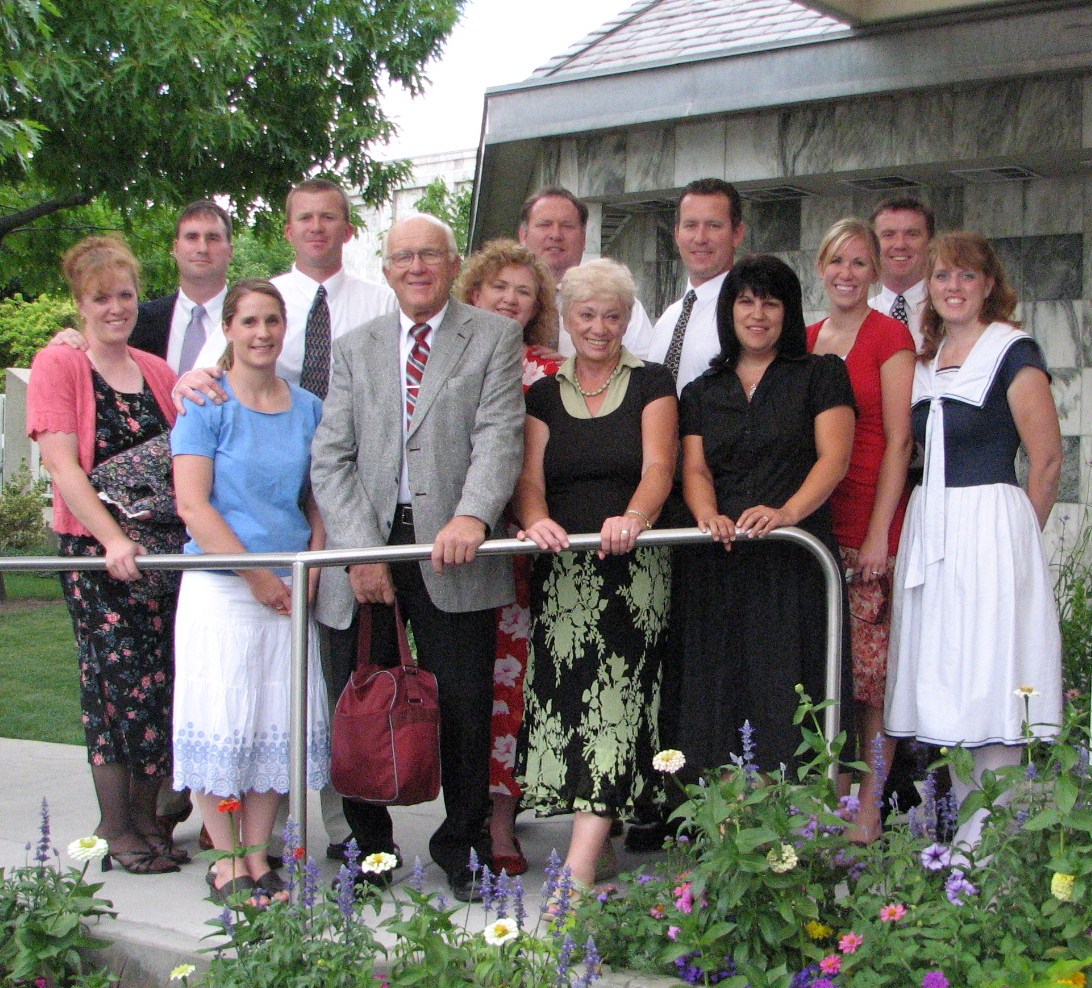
[761,515,770,522]
[621,528,630,535]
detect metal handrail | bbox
[2,526,843,837]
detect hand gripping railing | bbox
[1,526,842,841]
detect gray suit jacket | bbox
[311,296,525,629]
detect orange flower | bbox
[218,797,242,814]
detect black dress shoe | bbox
[624,820,674,852]
[447,866,482,903]
[326,840,352,861]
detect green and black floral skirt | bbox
[519,545,670,818]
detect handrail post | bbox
[288,558,310,845]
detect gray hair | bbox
[382,213,458,261]
[557,258,636,322]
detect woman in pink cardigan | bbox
[27,236,187,875]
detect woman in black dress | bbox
[515,258,677,891]
[678,255,856,774]
[27,236,187,873]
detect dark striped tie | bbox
[300,284,331,398]
[405,322,431,427]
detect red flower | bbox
[218,797,242,814]
[293,847,305,860]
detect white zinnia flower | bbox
[483,917,519,946]
[767,843,798,873]
[361,851,399,875]
[169,964,196,981]
[1013,685,1040,698]
[67,835,108,864]
[652,749,686,773]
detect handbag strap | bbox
[355,600,414,673]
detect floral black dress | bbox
[58,371,186,773]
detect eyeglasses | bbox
[385,248,452,269]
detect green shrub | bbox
[0,293,78,379]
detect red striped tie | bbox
[405,322,431,427]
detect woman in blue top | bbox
[171,279,330,904]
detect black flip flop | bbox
[205,868,256,905]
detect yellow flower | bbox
[67,835,109,864]
[361,852,399,875]
[169,964,196,981]
[767,844,798,873]
[483,918,519,946]
[1051,873,1076,902]
[805,920,833,940]
[1055,973,1086,987]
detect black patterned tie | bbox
[405,323,431,428]
[300,284,331,398]
[663,289,697,382]
[890,293,909,326]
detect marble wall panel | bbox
[950,78,1082,160]
[747,200,802,253]
[655,210,684,317]
[1022,235,1084,301]
[1017,435,1080,503]
[625,127,676,194]
[1025,176,1085,236]
[1083,436,1092,505]
[674,120,727,187]
[778,103,837,178]
[925,186,964,235]
[963,183,1024,238]
[723,111,781,183]
[779,249,825,311]
[1024,301,1083,367]
[831,97,894,174]
[1084,75,1092,151]
[1082,368,1092,436]
[991,236,1025,299]
[1052,367,1082,436]
[538,140,561,189]
[577,133,627,198]
[800,193,855,251]
[891,89,954,169]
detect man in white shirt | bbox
[517,186,653,355]
[638,178,747,393]
[868,195,935,352]
[625,179,746,853]
[193,178,396,383]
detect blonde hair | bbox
[558,258,636,324]
[920,232,1019,361]
[61,235,141,303]
[816,218,880,278]
[454,238,558,347]
[217,278,287,371]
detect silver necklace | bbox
[574,358,623,398]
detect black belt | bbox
[395,504,414,527]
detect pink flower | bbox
[673,882,694,914]
[667,925,681,941]
[838,931,863,953]
[922,972,950,988]
[649,905,665,918]
[819,955,842,975]
[879,902,907,922]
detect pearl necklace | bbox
[573,357,623,398]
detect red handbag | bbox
[330,603,442,806]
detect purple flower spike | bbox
[479,864,496,914]
[410,856,427,894]
[36,799,51,865]
[301,857,322,907]
[467,846,480,873]
[494,868,511,918]
[513,875,527,929]
[740,719,759,774]
[218,905,235,936]
[335,864,355,918]
[343,837,360,871]
[870,733,889,811]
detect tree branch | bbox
[0,191,95,245]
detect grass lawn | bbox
[0,571,83,745]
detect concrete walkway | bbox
[1,737,676,987]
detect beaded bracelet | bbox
[624,508,652,531]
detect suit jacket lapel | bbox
[407,298,472,437]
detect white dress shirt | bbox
[397,303,447,504]
[639,271,729,394]
[193,266,397,382]
[165,287,226,373]
[870,279,927,352]
[557,296,655,359]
